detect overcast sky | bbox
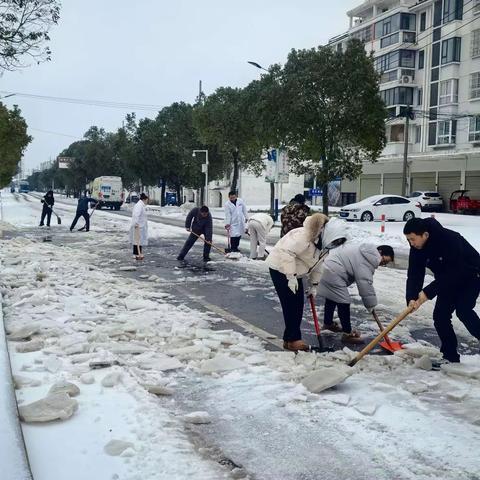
[3,0,360,173]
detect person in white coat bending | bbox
[245,212,274,260]
[224,191,247,252]
[129,193,149,260]
[266,215,347,352]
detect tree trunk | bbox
[322,181,329,215]
[231,151,239,193]
[160,179,166,206]
[270,182,275,217]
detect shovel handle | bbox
[189,230,226,255]
[371,310,394,347]
[349,305,414,367]
[308,295,321,337]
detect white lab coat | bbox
[224,198,248,238]
[129,200,149,246]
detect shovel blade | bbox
[379,340,403,353]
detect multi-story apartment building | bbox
[329,0,480,207]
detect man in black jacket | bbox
[177,206,213,262]
[70,192,96,232]
[404,217,480,363]
[40,190,55,227]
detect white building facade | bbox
[329,0,480,208]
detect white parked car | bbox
[339,194,421,222]
[408,191,443,212]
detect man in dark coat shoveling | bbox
[177,206,213,262]
[404,217,480,363]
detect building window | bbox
[439,79,459,104]
[470,72,480,99]
[418,88,423,106]
[443,0,463,23]
[441,37,461,64]
[403,32,416,43]
[420,12,427,31]
[418,50,425,69]
[415,126,422,143]
[471,29,480,58]
[380,32,399,48]
[475,0,480,15]
[437,120,456,144]
[390,124,404,142]
[469,116,480,141]
[374,50,416,72]
[380,87,414,106]
[381,70,399,83]
[374,13,416,39]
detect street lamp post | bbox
[248,61,279,219]
[247,61,269,72]
[193,150,209,206]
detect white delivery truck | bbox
[89,176,124,210]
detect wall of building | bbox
[330,0,480,208]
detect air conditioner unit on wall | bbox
[399,75,413,84]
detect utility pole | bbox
[401,105,412,197]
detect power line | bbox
[0,90,164,111]
[28,127,82,139]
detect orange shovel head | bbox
[379,339,404,353]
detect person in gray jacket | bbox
[317,243,394,344]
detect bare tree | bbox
[0,0,60,71]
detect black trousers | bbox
[178,233,211,259]
[70,212,89,231]
[433,278,480,362]
[133,245,143,255]
[230,236,241,252]
[323,298,352,333]
[40,205,52,226]
[269,268,304,342]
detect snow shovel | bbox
[44,203,61,224]
[372,309,403,353]
[348,305,414,367]
[308,295,333,353]
[189,230,226,255]
[78,202,99,231]
[302,306,414,393]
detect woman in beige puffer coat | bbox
[266,214,345,352]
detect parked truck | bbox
[89,176,124,210]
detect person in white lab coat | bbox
[129,193,149,260]
[246,212,274,260]
[224,191,248,252]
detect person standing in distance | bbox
[280,193,310,237]
[129,193,149,260]
[404,217,480,364]
[39,190,55,227]
[70,191,96,232]
[224,191,247,252]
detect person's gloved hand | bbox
[287,275,298,294]
[307,283,318,297]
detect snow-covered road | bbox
[1,191,480,480]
